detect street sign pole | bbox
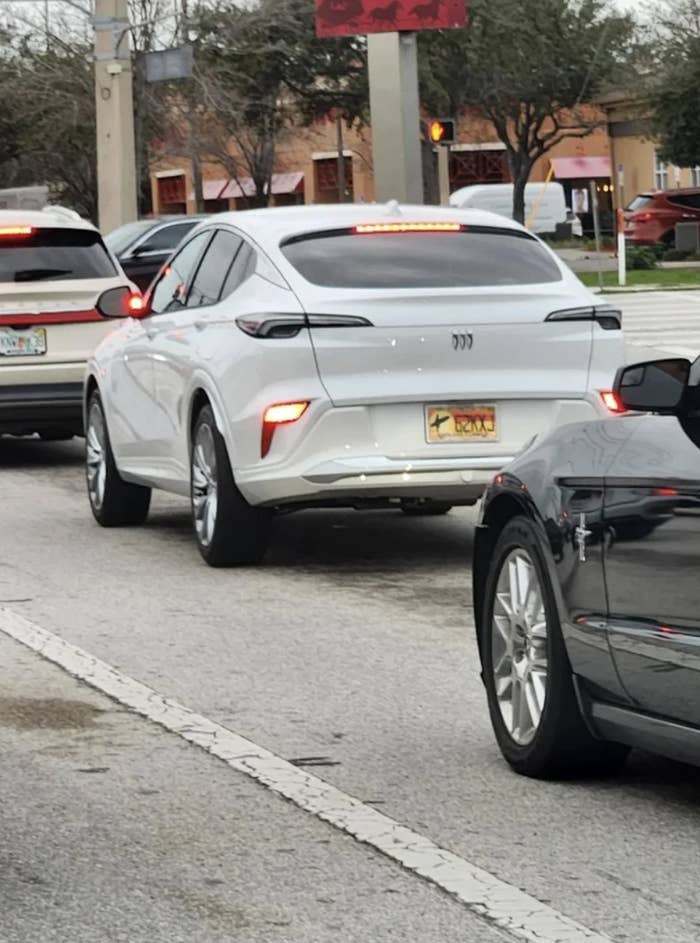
[367,31,423,204]
[437,145,450,205]
[93,0,138,231]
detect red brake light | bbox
[634,212,654,222]
[653,487,678,497]
[0,225,33,237]
[127,293,146,315]
[599,390,626,414]
[353,222,462,235]
[261,401,309,457]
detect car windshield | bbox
[280,227,562,288]
[626,195,654,212]
[0,227,116,282]
[104,219,156,256]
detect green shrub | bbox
[626,246,658,270]
[662,248,691,262]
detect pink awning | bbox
[550,157,611,180]
[202,172,305,201]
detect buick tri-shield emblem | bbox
[452,331,474,351]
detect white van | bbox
[449,182,569,236]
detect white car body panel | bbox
[88,204,626,509]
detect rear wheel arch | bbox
[474,493,536,647]
[189,388,211,440]
[84,374,99,428]
[85,374,99,410]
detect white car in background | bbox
[84,203,625,566]
[0,207,130,439]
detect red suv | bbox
[625,189,700,245]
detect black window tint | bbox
[150,231,211,314]
[0,228,116,283]
[187,230,243,308]
[281,229,561,288]
[668,193,700,209]
[140,221,198,253]
[221,242,254,298]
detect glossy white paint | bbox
[89,204,625,508]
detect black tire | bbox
[401,500,453,516]
[480,515,628,779]
[191,404,271,567]
[86,390,151,527]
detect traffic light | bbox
[428,118,456,145]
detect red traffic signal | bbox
[428,118,456,145]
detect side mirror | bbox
[613,358,690,414]
[96,286,150,319]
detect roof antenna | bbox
[385,200,402,217]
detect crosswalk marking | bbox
[605,291,700,359]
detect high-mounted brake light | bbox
[261,401,309,458]
[353,222,462,235]
[0,226,34,237]
[599,390,626,414]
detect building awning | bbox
[550,157,611,179]
[202,172,305,201]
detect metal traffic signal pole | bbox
[93,0,138,231]
[367,32,424,204]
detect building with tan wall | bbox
[600,92,700,211]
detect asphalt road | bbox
[2,431,700,943]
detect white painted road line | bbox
[0,606,615,943]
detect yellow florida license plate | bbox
[426,403,497,442]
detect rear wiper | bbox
[13,268,72,282]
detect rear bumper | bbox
[0,382,84,434]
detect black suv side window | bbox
[139,222,198,254]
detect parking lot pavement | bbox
[4,435,700,943]
[611,290,700,360]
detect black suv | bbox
[104,216,206,291]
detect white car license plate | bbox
[0,326,47,357]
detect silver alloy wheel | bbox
[86,402,107,511]
[491,548,549,746]
[192,422,218,548]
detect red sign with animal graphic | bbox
[315,0,466,38]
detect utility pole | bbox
[367,32,423,204]
[93,0,138,231]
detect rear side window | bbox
[668,193,700,209]
[280,227,562,288]
[0,228,116,282]
[626,195,653,212]
[140,221,198,253]
[187,230,243,307]
[104,219,154,256]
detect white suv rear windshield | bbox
[0,228,116,283]
[280,227,562,288]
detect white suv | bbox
[0,207,130,439]
[84,204,626,566]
